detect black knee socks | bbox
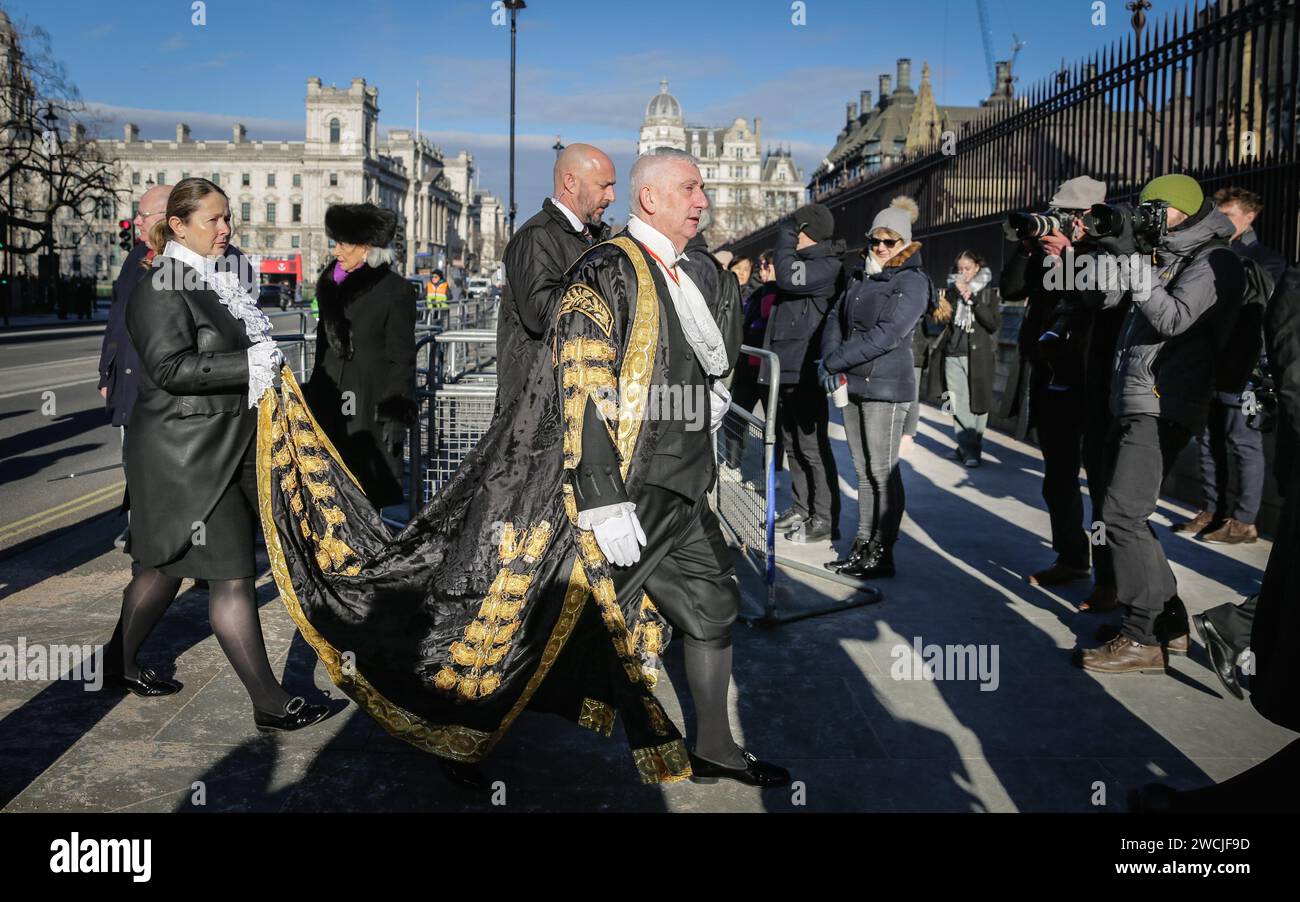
[684,637,744,768]
[207,578,291,716]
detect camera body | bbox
[1082,200,1169,254]
[1005,208,1073,241]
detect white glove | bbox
[709,381,731,434]
[588,504,647,567]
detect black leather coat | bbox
[124,255,255,567]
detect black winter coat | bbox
[770,218,846,385]
[936,275,1001,414]
[821,242,930,403]
[124,255,255,567]
[98,242,149,427]
[305,261,417,509]
[497,198,606,411]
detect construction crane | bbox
[976,0,1026,97]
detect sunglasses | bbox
[868,237,900,248]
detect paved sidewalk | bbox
[1,405,1292,812]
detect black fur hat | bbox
[325,203,398,247]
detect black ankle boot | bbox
[824,537,868,572]
[840,539,895,579]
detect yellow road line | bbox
[0,481,125,543]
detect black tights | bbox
[685,637,745,768]
[107,568,291,715]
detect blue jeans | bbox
[842,399,909,544]
[944,354,987,460]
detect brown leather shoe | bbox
[1200,518,1258,545]
[1172,510,1217,535]
[1079,584,1118,613]
[1029,561,1091,587]
[1165,633,1189,655]
[1078,635,1165,674]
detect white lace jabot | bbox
[162,240,280,407]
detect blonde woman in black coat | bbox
[304,204,417,510]
[933,250,1000,467]
[104,177,328,733]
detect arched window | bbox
[329,118,340,143]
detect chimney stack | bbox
[232,123,246,144]
[69,122,85,142]
[860,90,872,113]
[176,122,190,143]
[896,58,912,93]
[879,73,892,103]
[846,101,858,123]
[124,122,139,142]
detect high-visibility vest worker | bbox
[429,271,449,309]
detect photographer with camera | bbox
[769,203,846,542]
[1077,174,1246,675]
[1000,176,1112,597]
[1175,187,1289,545]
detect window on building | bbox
[131,171,140,186]
[291,203,301,223]
[735,148,743,160]
[241,172,250,187]
[156,172,166,185]
[240,202,251,221]
[329,172,338,187]
[291,235,300,248]
[266,202,276,222]
[181,172,190,180]
[264,233,274,248]
[292,173,301,188]
[132,201,139,218]
[267,173,276,188]
[329,118,340,143]
[211,172,220,185]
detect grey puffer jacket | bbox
[1108,203,1246,432]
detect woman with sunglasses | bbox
[819,196,929,579]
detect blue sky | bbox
[5,0,1153,214]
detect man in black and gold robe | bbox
[254,149,786,788]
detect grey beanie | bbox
[1049,176,1107,211]
[869,195,920,244]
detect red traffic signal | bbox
[118,219,132,230]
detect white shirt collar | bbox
[549,197,586,234]
[162,239,217,274]
[626,215,686,269]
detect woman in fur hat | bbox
[820,195,930,579]
[304,203,418,509]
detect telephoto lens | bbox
[1006,209,1072,240]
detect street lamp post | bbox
[504,0,526,240]
[41,105,59,315]
[552,135,564,160]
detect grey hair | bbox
[629,147,701,216]
[366,246,395,268]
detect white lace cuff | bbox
[576,501,637,531]
[246,341,284,408]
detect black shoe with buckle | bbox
[824,537,868,572]
[689,749,791,788]
[254,696,329,733]
[105,667,182,697]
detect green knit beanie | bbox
[1140,174,1204,216]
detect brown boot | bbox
[1029,560,1091,587]
[1172,510,1217,535]
[1078,635,1166,674]
[1200,518,1259,545]
[1079,584,1118,613]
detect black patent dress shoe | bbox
[824,537,868,572]
[254,696,330,733]
[440,758,490,790]
[1193,613,1244,700]
[689,749,791,788]
[105,667,182,697]
[773,507,806,530]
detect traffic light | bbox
[117,219,133,251]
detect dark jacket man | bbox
[770,214,846,385]
[496,198,607,412]
[99,242,150,427]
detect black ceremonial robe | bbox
[257,235,695,783]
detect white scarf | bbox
[162,240,279,406]
[947,266,992,334]
[625,216,729,376]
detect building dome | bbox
[645,80,683,124]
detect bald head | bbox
[133,183,173,243]
[552,142,615,227]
